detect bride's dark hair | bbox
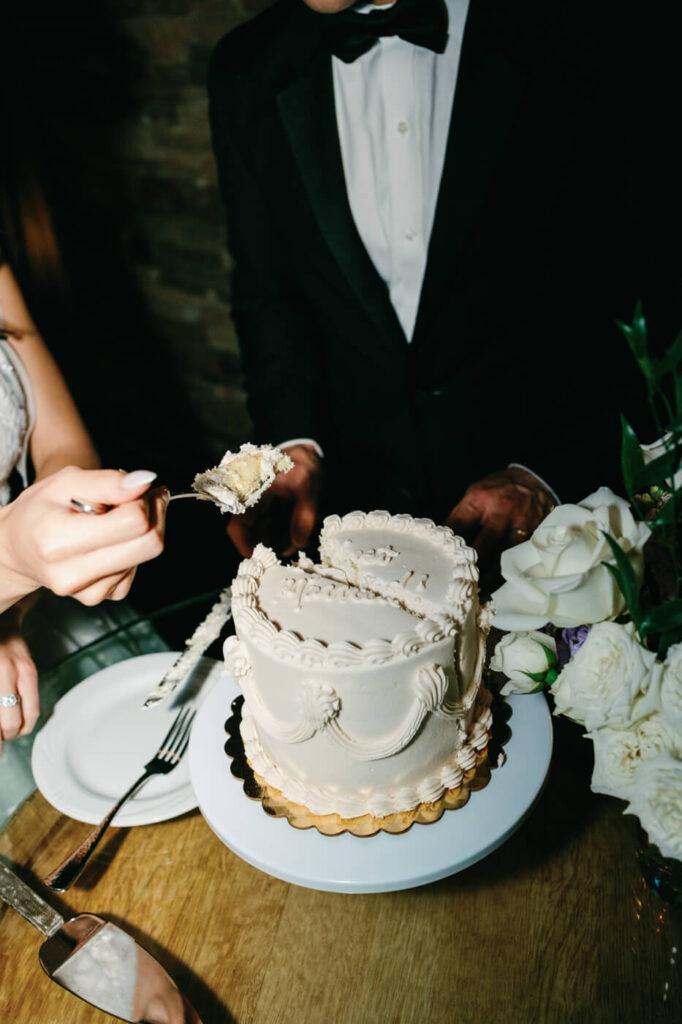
[1,154,65,300]
[0,132,64,344]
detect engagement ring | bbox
[0,694,21,708]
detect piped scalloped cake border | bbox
[319,509,480,620]
[224,692,496,837]
[230,542,465,670]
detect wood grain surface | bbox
[1,717,680,1024]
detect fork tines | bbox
[157,706,196,762]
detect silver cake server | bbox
[142,587,232,709]
[0,860,202,1023]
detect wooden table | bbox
[1,711,680,1024]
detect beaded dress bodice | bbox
[0,332,33,505]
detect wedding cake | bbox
[224,510,492,821]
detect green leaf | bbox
[620,414,647,495]
[618,303,657,391]
[540,643,558,670]
[601,532,644,630]
[640,600,682,635]
[657,624,682,659]
[618,301,648,359]
[648,495,681,530]
[657,329,682,375]
[522,670,547,683]
[520,670,551,694]
[637,447,682,490]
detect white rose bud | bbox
[550,621,662,731]
[491,487,650,631]
[490,631,558,695]
[623,753,682,861]
[588,713,680,799]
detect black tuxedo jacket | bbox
[209,0,676,519]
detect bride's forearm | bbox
[0,506,36,612]
[33,444,100,480]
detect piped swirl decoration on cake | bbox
[226,637,467,761]
[236,688,493,820]
[226,511,491,820]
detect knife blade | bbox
[142,587,232,709]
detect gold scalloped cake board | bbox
[224,691,502,838]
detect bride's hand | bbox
[0,467,169,612]
[0,608,38,755]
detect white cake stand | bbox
[189,674,553,894]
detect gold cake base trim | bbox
[224,695,500,838]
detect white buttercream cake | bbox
[224,510,492,820]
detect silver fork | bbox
[70,494,211,514]
[43,705,196,892]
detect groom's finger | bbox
[226,490,275,558]
[444,499,482,544]
[287,492,317,554]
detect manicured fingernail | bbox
[121,470,157,489]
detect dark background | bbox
[2,1,274,603]
[2,0,278,479]
[0,1,678,604]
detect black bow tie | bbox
[328,0,449,65]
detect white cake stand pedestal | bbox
[189,674,553,894]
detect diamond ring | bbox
[0,693,21,708]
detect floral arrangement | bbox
[490,307,682,892]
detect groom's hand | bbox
[444,466,554,593]
[226,444,322,558]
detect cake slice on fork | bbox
[192,443,293,514]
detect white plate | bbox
[189,674,553,893]
[32,652,224,826]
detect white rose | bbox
[589,713,680,799]
[550,621,662,730]
[491,487,650,631]
[490,631,557,695]
[623,753,682,860]
[660,642,682,731]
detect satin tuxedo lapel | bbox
[276,55,407,354]
[413,0,527,348]
[276,0,527,354]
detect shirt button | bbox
[404,229,417,241]
[397,121,409,134]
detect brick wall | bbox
[115,0,274,464]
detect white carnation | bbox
[623,753,682,860]
[491,487,650,631]
[550,621,661,731]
